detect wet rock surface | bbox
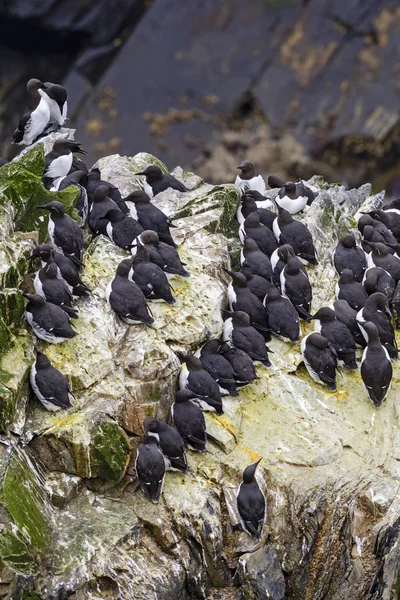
[1,138,400,599]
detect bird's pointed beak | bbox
[76,148,88,155]
[135,171,146,176]
[36,204,50,210]
[221,309,234,316]
[222,267,234,277]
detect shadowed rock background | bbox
[1,0,400,192]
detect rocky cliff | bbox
[0,140,399,600]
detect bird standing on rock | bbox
[280,257,312,321]
[23,293,77,343]
[30,351,73,411]
[312,306,357,370]
[86,168,128,213]
[130,250,176,305]
[135,231,190,278]
[198,339,239,396]
[171,389,207,453]
[356,292,398,359]
[236,458,266,539]
[360,322,392,407]
[272,205,318,265]
[335,269,368,311]
[218,343,259,386]
[179,355,223,415]
[239,212,278,257]
[106,261,154,326]
[234,161,267,198]
[36,201,84,269]
[240,237,273,281]
[34,261,76,314]
[333,234,366,281]
[301,332,338,390]
[123,190,177,247]
[105,209,144,250]
[29,245,90,298]
[275,181,309,214]
[43,140,87,185]
[263,286,300,342]
[13,79,49,145]
[136,165,187,198]
[135,436,165,503]
[224,269,270,339]
[143,417,187,473]
[222,311,271,367]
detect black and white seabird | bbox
[143,417,187,473]
[240,237,273,281]
[312,306,357,370]
[86,168,128,214]
[171,389,207,453]
[223,310,271,367]
[123,190,176,246]
[358,214,397,249]
[367,209,400,242]
[135,231,190,278]
[270,244,306,291]
[366,242,400,282]
[136,165,187,198]
[23,293,77,343]
[218,343,259,386]
[179,355,223,415]
[280,257,312,321]
[333,234,366,282]
[135,436,165,503]
[363,266,395,302]
[30,351,72,411]
[236,192,275,226]
[272,205,318,265]
[356,292,398,359]
[29,245,90,298]
[234,161,267,197]
[224,269,269,338]
[336,269,368,311]
[301,332,338,390]
[236,458,266,539]
[12,79,50,146]
[105,209,144,250]
[275,181,309,214]
[130,250,175,305]
[263,286,300,342]
[360,322,392,407]
[240,265,272,301]
[36,201,84,268]
[34,261,76,315]
[43,140,87,184]
[198,339,239,396]
[330,299,365,347]
[51,170,89,227]
[239,212,278,257]
[88,185,121,235]
[106,261,154,326]
[41,83,68,130]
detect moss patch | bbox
[0,530,36,574]
[1,448,50,552]
[93,421,130,482]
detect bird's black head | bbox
[29,244,53,262]
[367,292,391,315]
[240,265,253,280]
[339,268,356,284]
[175,389,199,403]
[358,214,374,233]
[104,209,125,223]
[243,237,260,252]
[230,310,251,327]
[142,435,159,446]
[138,230,159,246]
[184,355,203,371]
[283,182,296,195]
[43,84,67,115]
[362,225,374,242]
[276,204,293,224]
[277,244,295,262]
[237,161,256,180]
[201,339,222,355]
[312,307,335,322]
[23,293,45,307]
[268,174,285,189]
[242,458,262,484]
[265,287,281,303]
[125,190,150,204]
[143,416,159,435]
[115,261,131,278]
[67,170,88,186]
[93,185,110,202]
[360,321,380,344]
[285,257,301,275]
[340,234,357,249]
[223,268,248,288]
[35,350,51,369]
[307,332,329,350]
[136,165,163,182]
[52,140,87,156]
[36,201,65,217]
[88,168,101,181]
[244,211,261,228]
[27,78,44,92]
[370,242,389,257]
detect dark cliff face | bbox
[2,0,400,191]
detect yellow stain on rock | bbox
[214,415,236,436]
[243,446,261,462]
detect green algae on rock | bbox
[0,530,36,574]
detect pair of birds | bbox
[234,160,317,215]
[137,415,265,539]
[13,78,68,146]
